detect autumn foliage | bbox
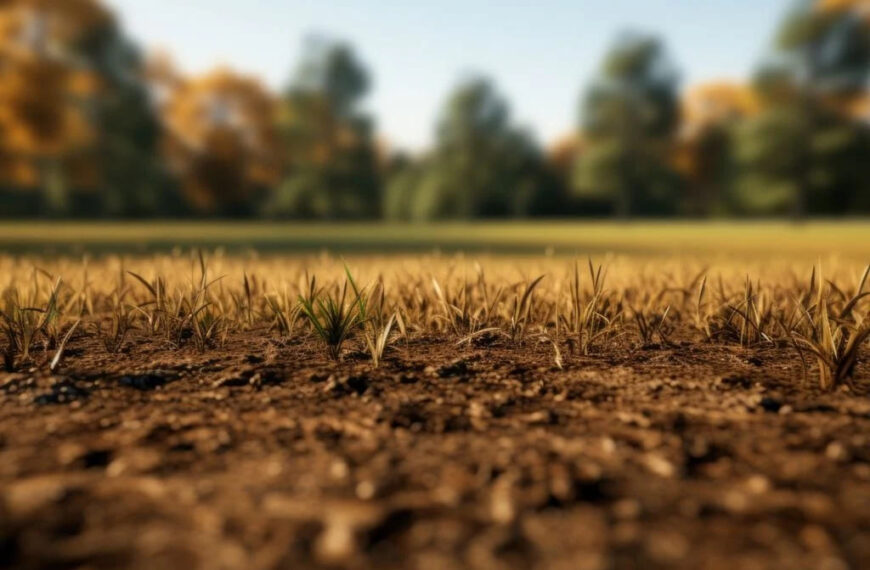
[161,67,280,214]
[673,83,758,175]
[0,0,108,191]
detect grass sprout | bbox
[1,277,63,369]
[265,288,302,338]
[561,260,620,355]
[784,265,870,390]
[299,268,365,360]
[352,277,397,368]
[632,305,672,347]
[506,275,545,343]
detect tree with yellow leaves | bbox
[0,0,107,212]
[0,0,167,216]
[161,68,280,216]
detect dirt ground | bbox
[1,331,869,570]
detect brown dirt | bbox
[1,332,869,570]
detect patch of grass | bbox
[631,305,672,347]
[265,287,302,338]
[716,278,775,347]
[354,278,396,368]
[785,266,870,390]
[560,260,620,355]
[432,276,477,337]
[1,277,62,370]
[0,250,866,396]
[299,269,365,360]
[506,275,545,343]
[97,304,134,354]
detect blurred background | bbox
[0,0,867,220]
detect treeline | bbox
[0,0,868,219]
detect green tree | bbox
[676,82,760,217]
[266,38,381,219]
[385,76,561,221]
[775,0,869,95]
[734,0,870,216]
[682,125,735,216]
[734,100,870,215]
[573,32,683,217]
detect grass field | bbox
[2,223,870,569]
[0,219,868,258]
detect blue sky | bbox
[106,0,791,151]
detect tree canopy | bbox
[163,68,279,216]
[0,0,867,219]
[0,0,167,215]
[385,76,561,220]
[573,32,682,216]
[264,38,380,219]
[733,0,870,216]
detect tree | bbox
[265,38,381,219]
[734,98,870,215]
[776,0,870,95]
[0,0,169,217]
[0,0,105,214]
[162,68,280,216]
[573,32,683,217]
[674,82,759,216]
[80,16,172,216]
[734,0,870,216]
[385,76,561,221]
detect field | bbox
[1,219,870,258]
[1,222,870,569]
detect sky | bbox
[106,0,791,152]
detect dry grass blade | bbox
[694,275,713,340]
[265,290,302,338]
[356,276,399,367]
[718,278,774,347]
[50,319,81,372]
[560,259,619,355]
[367,313,396,368]
[507,275,545,343]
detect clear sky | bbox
[106,0,791,152]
